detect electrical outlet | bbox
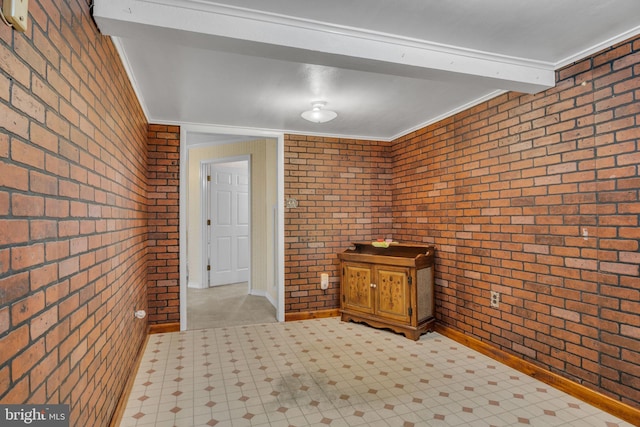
[320,273,329,290]
[3,0,29,33]
[490,291,500,308]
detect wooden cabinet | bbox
[338,242,435,340]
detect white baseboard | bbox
[265,291,277,309]
[250,288,277,311]
[249,288,266,297]
[188,281,204,289]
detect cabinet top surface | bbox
[340,242,435,260]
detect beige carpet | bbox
[186,282,277,330]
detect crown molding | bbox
[110,36,150,121]
[555,24,640,69]
[388,90,507,141]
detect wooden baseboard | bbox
[110,322,178,426]
[149,322,180,334]
[434,324,640,426]
[108,333,149,427]
[285,309,340,322]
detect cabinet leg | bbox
[404,330,420,341]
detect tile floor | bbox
[120,318,634,427]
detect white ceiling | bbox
[93,0,640,141]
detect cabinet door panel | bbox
[375,267,410,323]
[343,264,374,314]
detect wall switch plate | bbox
[490,291,500,308]
[285,197,298,208]
[3,0,29,33]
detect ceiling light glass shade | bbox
[301,101,337,123]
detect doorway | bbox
[180,127,284,331]
[186,283,277,329]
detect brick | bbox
[0,191,7,217]
[0,267,30,308]
[46,198,69,217]
[0,324,30,364]
[11,291,45,326]
[12,84,45,122]
[32,75,58,110]
[31,220,57,240]
[0,74,9,103]
[30,305,59,339]
[12,193,44,216]
[2,375,29,403]
[617,320,640,339]
[600,262,639,276]
[12,139,45,169]
[29,350,58,394]
[45,157,69,183]
[11,243,45,271]
[0,305,7,334]
[0,365,8,397]
[0,43,31,87]
[30,170,58,195]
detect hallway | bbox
[187,283,277,330]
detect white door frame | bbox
[179,124,285,330]
[201,156,251,290]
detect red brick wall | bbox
[284,135,393,312]
[391,36,640,407]
[0,1,149,426]
[282,37,639,407]
[147,125,180,323]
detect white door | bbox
[206,162,250,286]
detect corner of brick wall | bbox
[281,35,640,408]
[147,124,180,324]
[284,134,394,313]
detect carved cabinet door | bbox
[375,266,411,324]
[342,263,374,314]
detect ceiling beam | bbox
[94,0,555,94]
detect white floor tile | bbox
[118,318,635,427]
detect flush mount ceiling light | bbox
[300,101,337,123]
